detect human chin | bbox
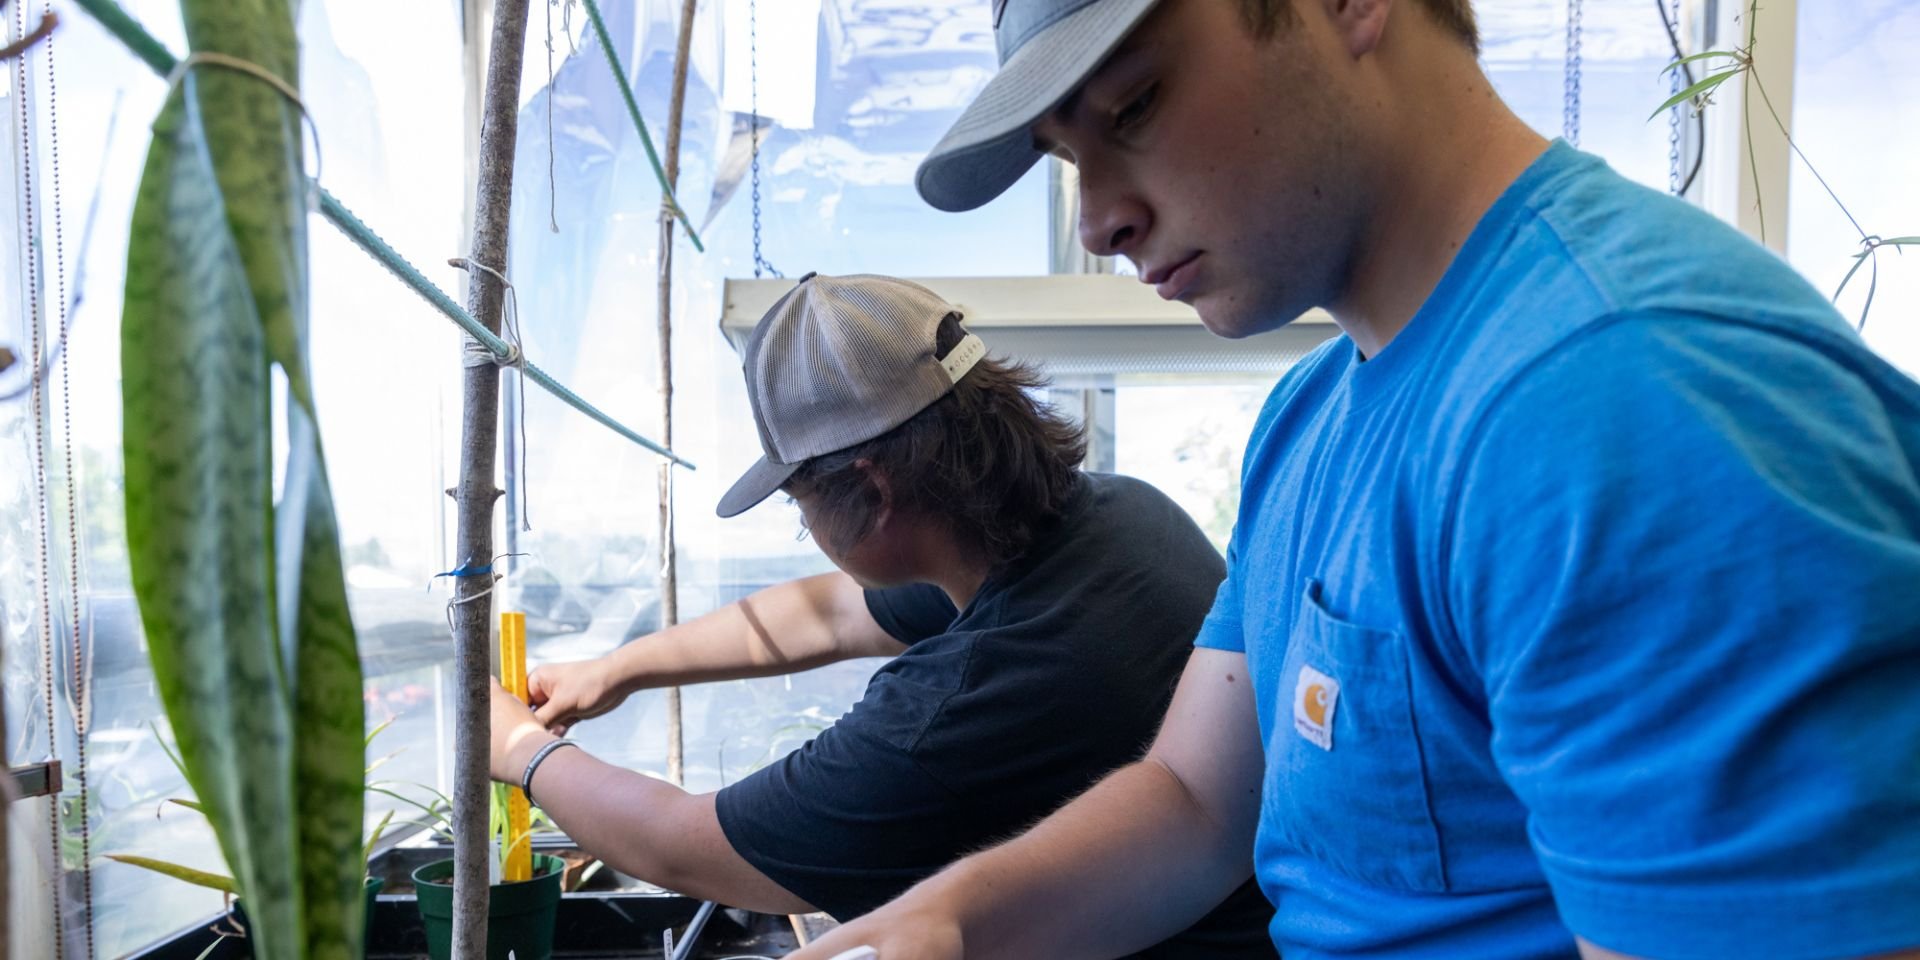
[1192,291,1288,340]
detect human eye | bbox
[1113,82,1159,132]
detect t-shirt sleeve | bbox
[1193,538,1247,652]
[1445,314,1920,958]
[863,583,958,645]
[1197,370,1304,655]
[713,713,958,919]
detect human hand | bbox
[526,658,622,735]
[784,900,965,960]
[490,679,556,784]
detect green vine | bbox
[1654,0,1914,331]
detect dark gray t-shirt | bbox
[715,473,1276,957]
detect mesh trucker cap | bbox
[917,0,1163,212]
[717,273,990,518]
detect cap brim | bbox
[916,0,1162,213]
[716,456,803,519]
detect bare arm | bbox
[789,648,1265,960]
[532,572,905,730]
[491,682,815,913]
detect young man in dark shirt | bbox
[488,272,1275,956]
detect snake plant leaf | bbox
[282,418,367,959]
[123,75,305,960]
[121,0,364,956]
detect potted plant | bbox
[404,782,564,960]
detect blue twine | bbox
[427,552,529,591]
[427,562,491,589]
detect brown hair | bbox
[784,316,1086,566]
[1239,0,1479,54]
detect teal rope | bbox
[72,0,693,470]
[578,0,705,252]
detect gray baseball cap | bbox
[717,273,990,518]
[917,0,1163,212]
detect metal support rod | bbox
[657,0,697,786]
[668,900,720,960]
[451,0,532,954]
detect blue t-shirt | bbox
[1196,141,1920,960]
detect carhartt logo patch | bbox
[1294,664,1338,751]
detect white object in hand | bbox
[826,949,879,960]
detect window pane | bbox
[5,2,228,954]
[1114,377,1275,552]
[492,0,1052,795]
[1482,0,1687,192]
[302,0,468,840]
[1788,1,1920,375]
[2,0,468,952]
[724,0,1051,278]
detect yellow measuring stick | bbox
[500,611,533,882]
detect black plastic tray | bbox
[125,843,803,960]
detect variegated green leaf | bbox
[121,0,365,956]
[123,79,305,959]
[283,426,365,960]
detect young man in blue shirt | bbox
[791,1,1920,958]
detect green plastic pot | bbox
[411,854,564,960]
[231,876,385,957]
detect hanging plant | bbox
[1651,0,1917,330]
[115,0,364,956]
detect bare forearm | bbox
[606,573,899,691]
[904,756,1254,959]
[520,744,813,913]
[788,651,1269,960]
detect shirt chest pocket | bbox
[1264,580,1448,892]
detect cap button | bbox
[797,271,819,284]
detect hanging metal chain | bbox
[545,0,560,232]
[15,1,68,955]
[1562,0,1583,147]
[749,0,780,279]
[45,7,96,954]
[1667,0,1683,194]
